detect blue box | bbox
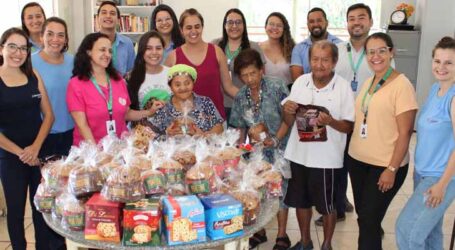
[200,194,244,240]
[161,195,206,245]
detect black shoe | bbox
[273,235,291,250]
[345,199,354,213]
[249,231,267,249]
[289,240,314,250]
[315,215,346,226]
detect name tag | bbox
[106,120,116,136]
[360,123,367,138]
[351,80,358,92]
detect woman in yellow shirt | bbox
[347,32,418,250]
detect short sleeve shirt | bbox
[138,66,171,105]
[229,76,290,162]
[348,74,419,167]
[282,73,355,169]
[66,76,131,145]
[149,93,224,134]
[113,33,136,76]
[291,33,343,74]
[335,41,397,96]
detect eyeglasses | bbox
[366,47,391,56]
[226,19,243,27]
[156,17,172,24]
[267,22,284,29]
[3,43,29,54]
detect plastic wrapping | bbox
[68,142,104,198]
[185,140,217,195]
[41,147,80,195]
[62,194,85,231]
[102,147,144,203]
[52,187,72,221]
[167,100,197,136]
[172,136,196,171]
[131,124,156,152]
[247,148,272,175]
[141,141,166,196]
[230,189,260,226]
[244,109,270,144]
[156,139,184,187]
[34,182,55,213]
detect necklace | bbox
[246,85,262,116]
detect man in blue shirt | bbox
[290,7,342,81]
[97,1,135,76]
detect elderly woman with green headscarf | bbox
[149,64,224,136]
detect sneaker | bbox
[289,240,314,250]
[315,215,346,226]
[345,199,354,213]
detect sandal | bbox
[249,231,267,249]
[273,235,291,250]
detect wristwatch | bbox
[386,165,397,172]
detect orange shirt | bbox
[348,74,418,167]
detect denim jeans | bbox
[396,174,455,250]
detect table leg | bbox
[66,238,90,250]
[238,237,249,250]
[223,237,248,250]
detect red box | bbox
[84,193,123,243]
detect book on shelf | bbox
[95,0,159,6]
[93,14,149,33]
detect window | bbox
[0,0,55,37]
[240,0,382,43]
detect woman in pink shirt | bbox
[67,33,162,145]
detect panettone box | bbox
[122,198,161,246]
[84,193,122,243]
[161,195,206,245]
[200,194,243,240]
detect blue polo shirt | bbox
[291,33,343,74]
[113,33,136,76]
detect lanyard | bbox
[90,74,113,120]
[347,43,365,81]
[361,67,393,123]
[225,44,241,64]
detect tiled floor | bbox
[0,135,454,250]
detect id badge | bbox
[106,120,116,136]
[351,80,358,92]
[360,123,367,138]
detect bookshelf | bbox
[92,0,162,42]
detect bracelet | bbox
[271,135,281,147]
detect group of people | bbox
[0,1,453,250]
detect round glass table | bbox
[43,198,279,250]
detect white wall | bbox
[414,0,455,105]
[163,0,238,42]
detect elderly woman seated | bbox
[149,64,224,136]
